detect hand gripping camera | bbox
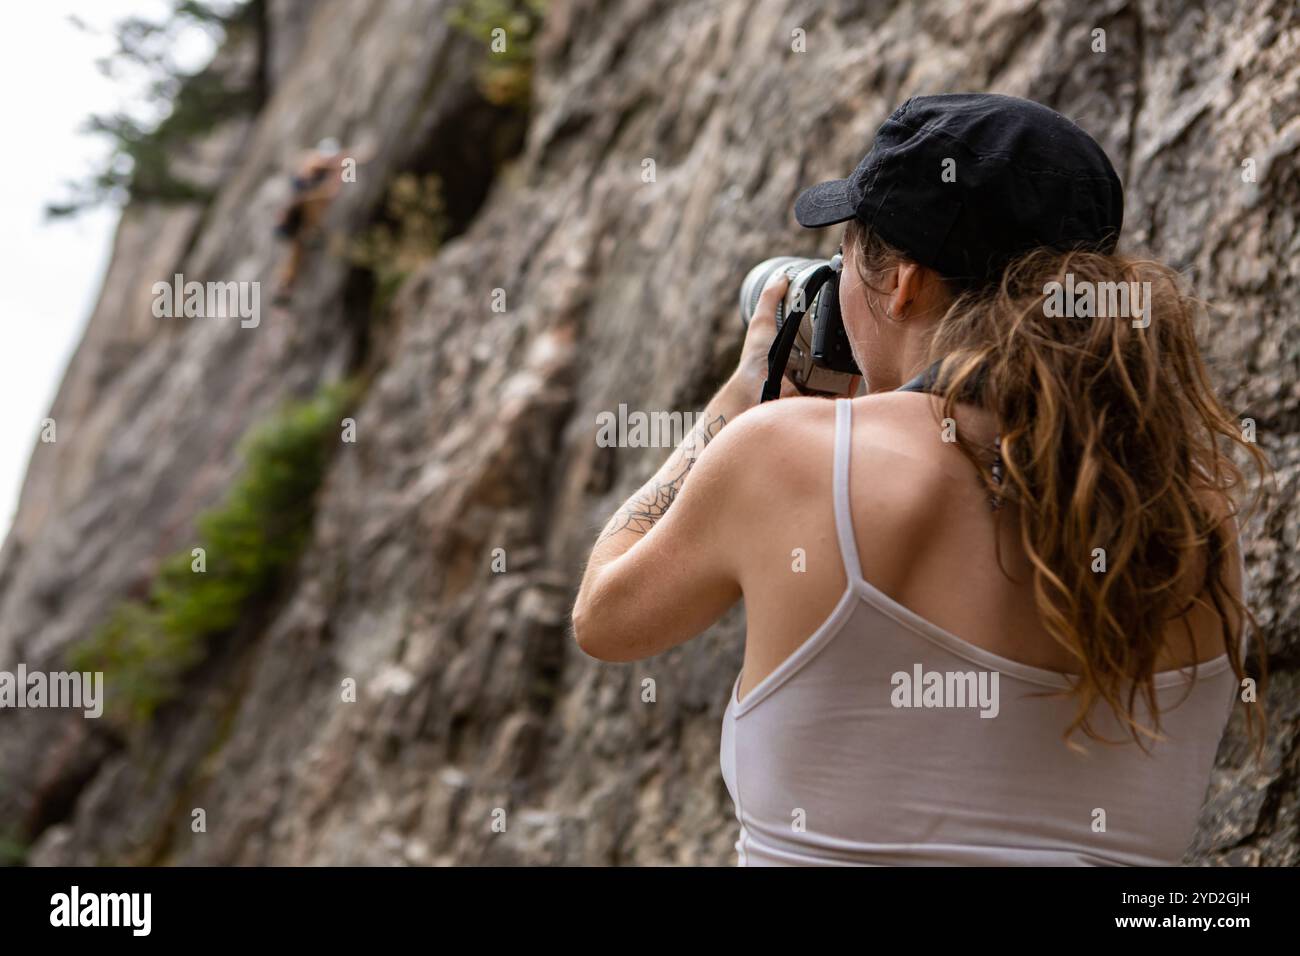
[738,255,860,400]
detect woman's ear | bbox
[887,262,918,321]
[893,262,954,322]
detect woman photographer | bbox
[571,93,1265,866]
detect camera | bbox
[738,255,860,396]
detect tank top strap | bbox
[833,398,864,583]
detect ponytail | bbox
[845,221,1269,752]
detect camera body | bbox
[738,255,860,396]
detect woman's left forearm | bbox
[580,269,790,582]
[584,372,759,572]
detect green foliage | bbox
[348,173,447,312]
[0,833,28,867]
[448,0,547,108]
[48,0,262,218]
[69,382,357,724]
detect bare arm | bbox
[571,273,797,660]
[587,389,741,566]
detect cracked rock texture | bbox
[1,0,1296,865]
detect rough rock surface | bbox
[1,0,1296,865]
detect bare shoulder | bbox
[712,392,968,496]
[706,396,839,490]
[701,391,995,536]
[850,390,967,446]
[852,391,1001,493]
[722,394,839,439]
[718,391,944,449]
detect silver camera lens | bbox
[737,255,856,396]
[738,256,827,328]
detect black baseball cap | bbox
[794,93,1124,284]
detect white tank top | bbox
[720,398,1241,866]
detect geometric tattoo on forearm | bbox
[595,413,727,542]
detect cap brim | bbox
[794,178,858,228]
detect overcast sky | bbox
[0,1,217,540]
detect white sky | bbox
[0,1,218,539]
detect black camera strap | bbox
[895,361,945,396]
[759,265,836,403]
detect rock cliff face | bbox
[1,0,1295,865]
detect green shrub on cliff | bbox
[348,173,448,312]
[449,0,547,108]
[0,831,28,868]
[69,381,356,724]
